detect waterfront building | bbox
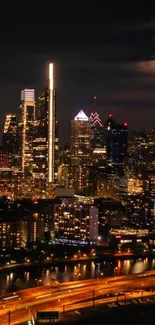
[55,203,98,246]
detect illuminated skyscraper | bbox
[90,111,103,128]
[33,89,49,178]
[3,113,17,134]
[90,112,106,163]
[2,113,18,167]
[37,88,49,122]
[105,113,115,164]
[90,97,104,149]
[54,120,59,182]
[19,89,35,174]
[32,120,47,178]
[71,110,92,194]
[48,63,56,183]
[58,145,72,187]
[33,71,58,184]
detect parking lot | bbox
[107,295,155,308]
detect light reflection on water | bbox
[0,257,155,295]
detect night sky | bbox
[0,15,155,143]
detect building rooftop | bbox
[74,110,89,121]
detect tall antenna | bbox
[93,96,97,108]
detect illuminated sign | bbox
[37,311,59,320]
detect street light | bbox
[26,306,31,318]
[77,273,81,280]
[35,278,42,287]
[141,283,144,298]
[93,290,95,309]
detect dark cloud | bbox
[109,20,155,33]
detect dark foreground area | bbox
[57,304,155,325]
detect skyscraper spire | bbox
[90,112,103,127]
[74,110,89,121]
[93,96,97,107]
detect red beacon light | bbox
[124,122,128,126]
[109,113,112,117]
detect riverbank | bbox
[0,251,155,273]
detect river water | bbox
[0,257,155,295]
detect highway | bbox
[1,270,155,324]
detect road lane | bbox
[0,270,155,324]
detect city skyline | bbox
[0,13,155,325]
[0,16,155,144]
[1,87,154,147]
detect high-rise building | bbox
[3,113,17,134]
[128,130,155,173]
[37,88,49,122]
[147,170,155,218]
[90,111,106,164]
[105,116,128,170]
[2,113,18,167]
[32,89,49,179]
[0,219,21,250]
[111,123,128,166]
[105,113,115,163]
[54,120,59,183]
[21,214,44,247]
[0,147,8,168]
[48,63,56,183]
[105,113,115,129]
[71,110,92,194]
[58,145,72,187]
[19,89,35,174]
[33,78,59,184]
[32,120,47,178]
[55,203,98,245]
[90,112,104,147]
[90,111,103,127]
